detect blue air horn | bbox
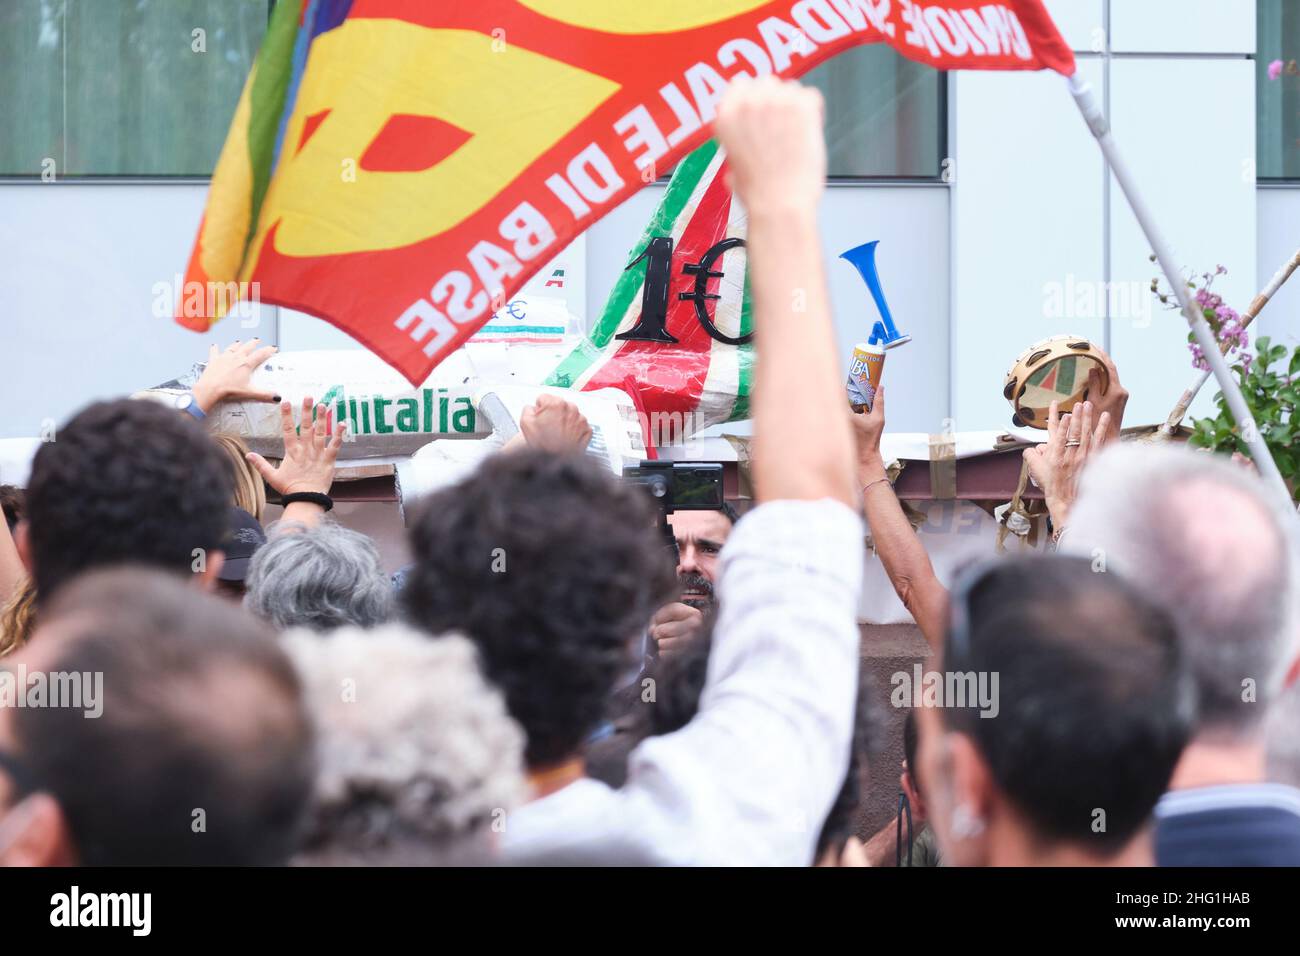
[839,240,911,348]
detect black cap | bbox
[219,507,267,583]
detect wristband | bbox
[281,491,333,512]
[862,476,891,496]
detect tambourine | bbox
[1003,334,1109,429]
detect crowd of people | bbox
[0,77,1297,867]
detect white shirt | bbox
[501,498,865,866]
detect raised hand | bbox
[714,75,826,218]
[246,396,345,497]
[191,339,279,412]
[649,601,705,659]
[848,385,888,485]
[1024,399,1111,533]
[1085,348,1128,443]
[519,394,593,453]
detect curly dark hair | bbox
[25,399,232,603]
[1,484,24,532]
[402,450,676,768]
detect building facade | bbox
[1,0,1295,439]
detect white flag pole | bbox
[1066,73,1294,509]
[1158,245,1300,436]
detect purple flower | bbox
[1269,59,1284,81]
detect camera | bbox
[621,460,725,514]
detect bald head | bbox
[1065,445,1297,738]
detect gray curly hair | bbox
[245,520,392,632]
[284,624,527,865]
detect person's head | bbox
[0,568,314,865]
[215,507,267,601]
[214,434,266,523]
[1064,444,1299,743]
[917,556,1193,867]
[667,503,737,607]
[1,485,34,658]
[244,521,392,632]
[403,450,676,769]
[20,399,232,603]
[0,581,37,659]
[0,485,24,533]
[285,624,526,865]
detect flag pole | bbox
[1066,73,1294,509]
[1157,245,1300,437]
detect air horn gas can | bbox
[847,341,885,412]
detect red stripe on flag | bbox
[581,161,733,436]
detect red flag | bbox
[180,0,1075,384]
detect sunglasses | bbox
[945,559,1002,673]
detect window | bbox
[0,0,268,178]
[0,3,946,182]
[804,44,947,180]
[1258,0,1300,180]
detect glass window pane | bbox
[803,44,945,179]
[0,0,267,177]
[1258,0,1300,180]
[1,5,945,180]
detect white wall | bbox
[1110,0,1255,54]
[1108,55,1256,425]
[951,0,1260,432]
[951,56,1107,434]
[0,183,272,439]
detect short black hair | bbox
[943,556,1192,853]
[25,399,232,602]
[718,501,740,525]
[10,567,315,865]
[402,450,676,768]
